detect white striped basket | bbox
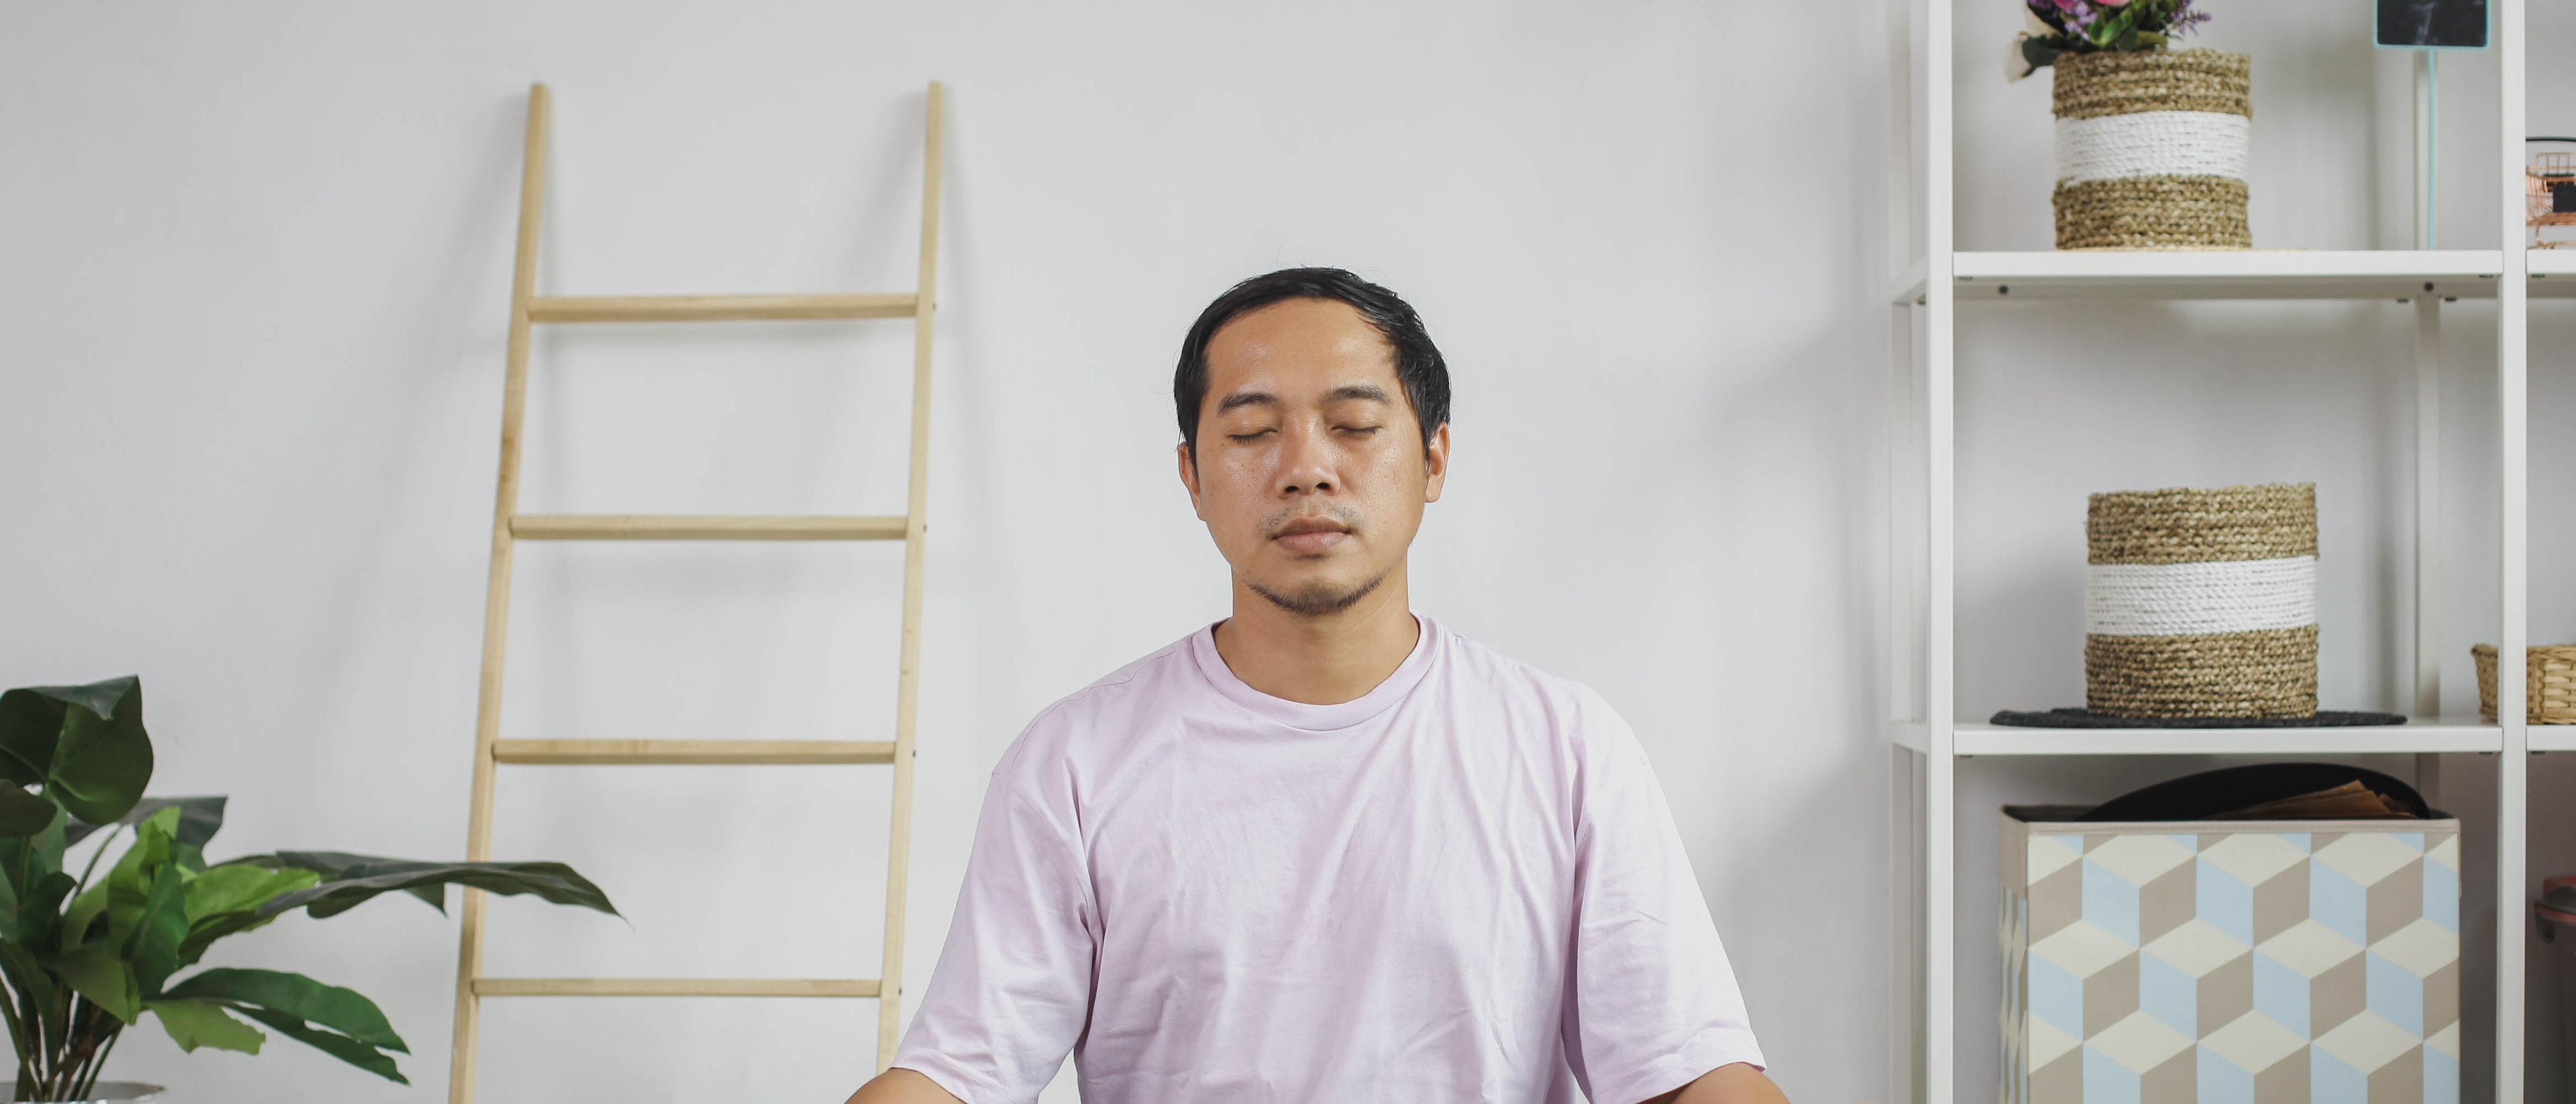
[2053,50,2253,250]
[2084,483,2318,718]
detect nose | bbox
[1275,419,1336,497]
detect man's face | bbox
[1179,297,1448,618]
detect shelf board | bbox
[1946,250,2501,301]
[1891,717,2499,756]
[2530,726,2576,753]
[2531,249,2576,298]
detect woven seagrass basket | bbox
[2085,483,2318,718]
[2473,643,2576,723]
[2052,50,2252,250]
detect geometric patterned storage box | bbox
[2001,809,2461,1104]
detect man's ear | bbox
[1421,423,1450,504]
[1177,441,1207,520]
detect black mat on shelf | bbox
[1990,708,2409,728]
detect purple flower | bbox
[2170,0,2210,35]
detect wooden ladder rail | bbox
[446,80,945,1104]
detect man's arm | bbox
[1642,1061,1792,1104]
[843,1068,965,1104]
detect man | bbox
[847,269,1785,1104]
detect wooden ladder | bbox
[447,81,944,1103]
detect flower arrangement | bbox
[2008,0,2212,80]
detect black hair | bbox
[1173,267,1450,457]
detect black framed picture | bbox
[2377,0,2489,48]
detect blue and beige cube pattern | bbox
[2000,816,2461,1104]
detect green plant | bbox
[0,677,618,1101]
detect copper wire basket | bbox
[2530,140,2576,248]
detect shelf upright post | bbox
[1885,0,1917,736]
[2416,52,2435,251]
[2412,43,2442,744]
[2494,0,2530,1095]
[2413,290,2443,806]
[2414,293,2441,724]
[1922,0,1956,1093]
[1882,0,1927,1095]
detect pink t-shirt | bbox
[892,616,1763,1103]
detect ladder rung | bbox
[494,739,897,765]
[526,293,917,323]
[511,514,908,541]
[473,977,881,998]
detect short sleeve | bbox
[891,744,1098,1104]
[1559,691,1766,1104]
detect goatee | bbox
[1246,568,1389,618]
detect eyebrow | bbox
[1214,384,1391,414]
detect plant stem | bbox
[45,995,95,1101]
[65,826,122,908]
[0,977,29,1083]
[24,990,54,1100]
[65,1021,115,1103]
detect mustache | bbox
[1263,505,1364,539]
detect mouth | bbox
[1270,516,1352,555]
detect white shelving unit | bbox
[1880,1,2534,1101]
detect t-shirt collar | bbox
[1189,614,1440,732]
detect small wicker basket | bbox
[2473,643,2576,723]
[2051,50,2253,250]
[2084,483,2318,718]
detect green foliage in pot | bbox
[2007,0,2214,80]
[0,677,618,1101]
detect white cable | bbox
[2086,555,2316,637]
[2056,111,2251,184]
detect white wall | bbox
[0,2,2558,1103]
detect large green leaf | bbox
[0,940,64,1051]
[0,788,55,839]
[0,810,68,901]
[221,851,437,909]
[146,997,262,1054]
[125,865,187,995]
[67,796,225,851]
[239,854,618,920]
[17,873,74,952]
[48,948,138,1024]
[173,865,318,967]
[0,852,19,942]
[227,1004,406,1085]
[94,808,177,952]
[183,865,317,924]
[161,969,403,1052]
[0,689,74,786]
[45,681,151,827]
[0,679,152,827]
[60,881,109,953]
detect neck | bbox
[1212,559,1420,706]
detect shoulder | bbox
[991,631,1201,783]
[1432,620,1634,740]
